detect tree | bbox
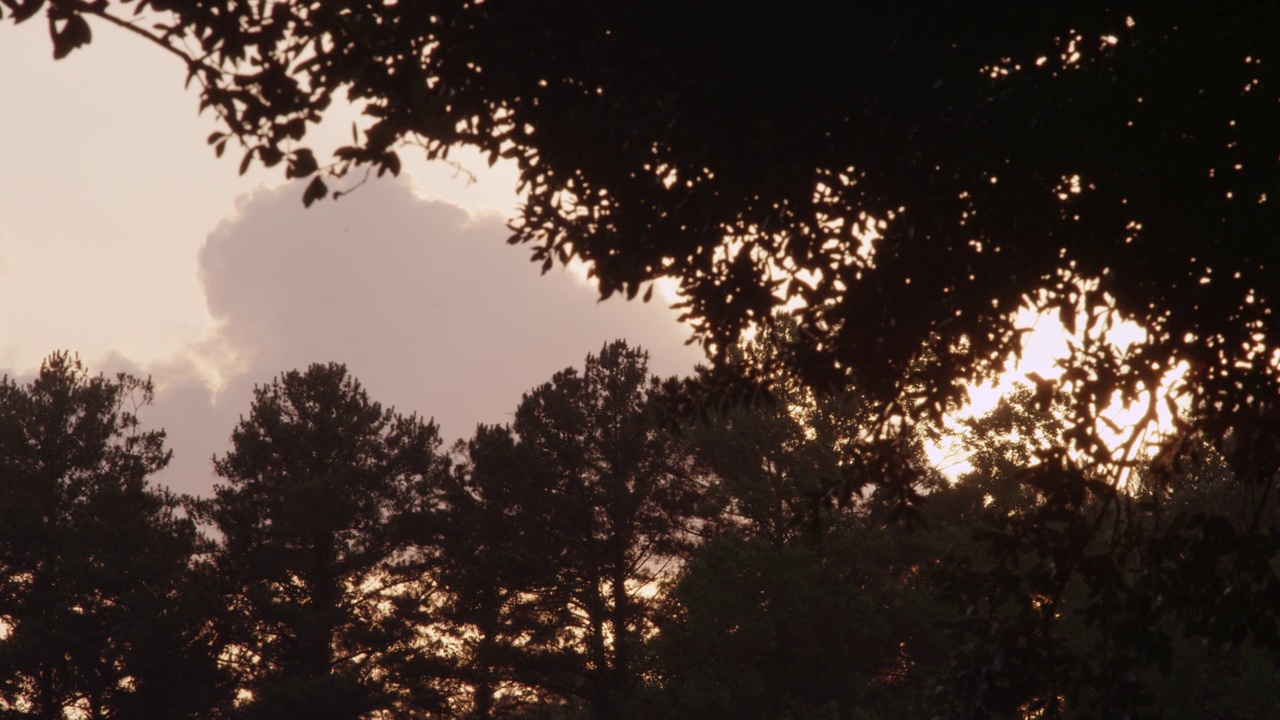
[924,384,1068,526]
[925,389,1280,719]
[646,326,947,720]
[207,362,448,720]
[433,424,578,720]
[649,521,948,720]
[11,1,1280,709]
[425,343,704,719]
[683,321,944,537]
[492,341,702,720]
[8,4,1276,484]
[0,352,221,719]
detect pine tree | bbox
[0,352,219,719]
[208,363,448,720]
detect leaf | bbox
[259,146,284,168]
[302,176,328,207]
[1059,301,1076,336]
[377,151,401,177]
[5,0,44,25]
[51,13,92,60]
[286,148,318,179]
[283,117,307,141]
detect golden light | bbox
[928,304,1192,481]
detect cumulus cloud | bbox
[136,178,702,496]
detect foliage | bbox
[499,341,702,720]
[0,352,221,719]
[648,525,943,720]
[1,349,1278,718]
[9,3,1279,488]
[649,331,947,719]
[685,324,870,540]
[929,390,1280,718]
[206,362,448,720]
[434,423,578,720]
[11,6,1280,707]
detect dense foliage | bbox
[5,1,1280,714]
[4,347,1278,718]
[8,0,1280,715]
[204,363,448,719]
[7,3,1278,494]
[0,354,222,719]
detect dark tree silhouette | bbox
[926,389,1280,718]
[649,330,946,720]
[0,353,221,720]
[433,423,577,720]
[207,362,449,720]
[9,2,1280,713]
[436,342,700,720]
[683,321,943,535]
[6,5,1276,491]
[508,342,702,720]
[650,526,945,720]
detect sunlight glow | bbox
[929,304,1193,481]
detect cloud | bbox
[94,351,230,488]
[139,178,702,496]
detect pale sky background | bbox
[0,19,703,496]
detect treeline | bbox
[2,341,1277,720]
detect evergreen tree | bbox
[649,329,947,719]
[437,342,700,720]
[510,342,702,720]
[434,424,577,720]
[208,362,448,720]
[0,352,220,719]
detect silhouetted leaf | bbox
[286,148,317,178]
[50,13,91,59]
[376,151,400,177]
[302,175,327,207]
[3,0,43,24]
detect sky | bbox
[0,19,703,496]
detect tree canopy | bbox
[8,3,1280,714]
[437,342,702,720]
[8,2,1277,493]
[2,348,1278,717]
[207,362,448,720]
[0,353,221,720]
